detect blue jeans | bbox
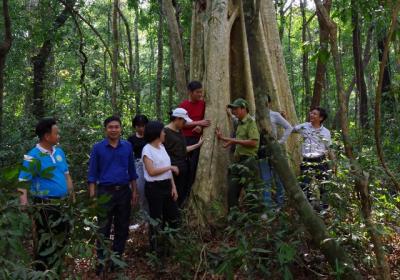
[258,158,284,207]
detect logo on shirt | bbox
[56,155,63,162]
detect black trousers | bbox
[96,185,132,260]
[173,161,190,208]
[145,180,180,254]
[300,156,329,208]
[33,198,70,272]
[185,136,201,188]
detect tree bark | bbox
[162,0,187,101]
[32,0,76,120]
[311,0,331,109]
[111,0,119,115]
[314,1,392,278]
[190,0,206,82]
[351,0,368,129]
[156,1,164,121]
[0,0,12,140]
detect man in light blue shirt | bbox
[18,118,74,273]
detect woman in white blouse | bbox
[142,121,179,255]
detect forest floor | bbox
[68,221,400,280]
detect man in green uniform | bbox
[216,98,260,210]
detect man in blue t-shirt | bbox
[88,116,138,275]
[18,118,74,272]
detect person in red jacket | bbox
[179,81,211,187]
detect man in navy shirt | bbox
[88,116,138,275]
[18,118,74,272]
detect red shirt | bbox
[179,99,206,137]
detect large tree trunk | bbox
[0,0,12,141]
[311,0,331,109]
[32,0,76,120]
[156,1,164,121]
[162,0,187,101]
[244,1,361,278]
[351,0,368,129]
[111,0,119,115]
[314,1,392,278]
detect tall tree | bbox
[0,0,12,140]
[351,0,368,128]
[311,0,331,109]
[162,0,187,100]
[314,0,392,278]
[134,7,141,113]
[111,0,119,115]
[32,0,76,120]
[300,0,311,114]
[156,0,164,121]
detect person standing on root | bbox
[88,116,138,275]
[164,108,204,208]
[128,114,149,214]
[179,81,211,188]
[142,121,180,257]
[292,107,332,210]
[258,95,292,208]
[18,118,74,273]
[215,98,261,211]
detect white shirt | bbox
[269,110,293,144]
[293,122,331,158]
[141,144,172,182]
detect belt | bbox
[33,196,65,204]
[97,184,129,191]
[235,155,257,163]
[303,155,326,163]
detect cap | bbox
[228,98,249,109]
[172,108,193,123]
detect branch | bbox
[374,2,400,191]
[56,0,113,60]
[228,5,239,31]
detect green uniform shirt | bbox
[234,115,260,158]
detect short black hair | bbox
[310,107,328,123]
[36,118,57,140]
[187,80,202,92]
[104,116,122,127]
[267,94,272,103]
[132,114,149,127]
[144,121,165,143]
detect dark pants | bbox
[33,197,70,272]
[96,185,132,261]
[145,180,180,255]
[227,156,262,210]
[173,162,190,208]
[186,136,201,187]
[300,156,329,209]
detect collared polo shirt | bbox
[88,139,138,186]
[18,144,69,198]
[293,122,331,158]
[234,114,260,158]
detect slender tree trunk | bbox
[162,0,187,101]
[168,57,174,112]
[311,0,331,109]
[190,0,206,82]
[111,0,119,115]
[314,1,392,278]
[300,0,311,114]
[0,0,12,141]
[156,1,164,121]
[351,0,368,129]
[134,8,141,113]
[32,0,76,120]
